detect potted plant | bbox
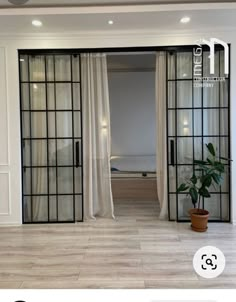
[177,143,230,232]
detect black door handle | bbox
[170,139,175,166]
[75,141,80,168]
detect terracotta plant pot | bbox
[188,208,209,232]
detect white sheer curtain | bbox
[81,53,114,220]
[156,52,168,219]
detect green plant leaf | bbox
[189,187,198,203]
[214,162,225,173]
[199,187,211,198]
[206,143,216,157]
[212,173,223,185]
[202,174,212,187]
[177,183,189,192]
[190,174,197,185]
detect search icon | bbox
[206,258,214,266]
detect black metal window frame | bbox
[166,45,231,222]
[18,44,231,224]
[19,51,84,224]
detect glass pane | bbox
[58,167,73,194]
[222,194,229,221]
[29,55,45,81]
[46,56,54,81]
[49,196,57,222]
[58,196,74,221]
[23,196,31,222]
[177,165,193,187]
[220,109,228,135]
[48,112,56,138]
[75,195,82,221]
[57,139,73,166]
[31,112,47,138]
[194,109,202,136]
[177,110,192,136]
[194,86,202,107]
[177,81,192,108]
[23,168,31,195]
[56,112,72,137]
[23,140,31,166]
[169,194,176,220]
[203,109,219,136]
[19,55,29,82]
[194,137,202,161]
[48,139,56,166]
[74,112,81,137]
[177,52,192,79]
[21,83,29,110]
[220,50,229,78]
[73,83,81,110]
[74,168,82,194]
[178,194,193,220]
[203,83,219,107]
[49,168,57,194]
[72,55,80,82]
[168,52,175,80]
[56,83,72,110]
[203,51,219,77]
[168,82,175,108]
[203,137,219,160]
[55,55,71,81]
[22,112,30,138]
[168,111,175,136]
[32,140,47,166]
[47,83,55,110]
[31,84,46,110]
[32,168,48,194]
[204,194,221,220]
[220,80,228,107]
[168,166,176,193]
[32,196,48,222]
[220,137,229,159]
[177,138,193,164]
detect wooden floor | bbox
[0,199,236,289]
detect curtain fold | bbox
[156,52,168,220]
[81,53,114,220]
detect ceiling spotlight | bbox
[32,20,43,27]
[108,20,114,25]
[180,16,190,24]
[8,0,29,4]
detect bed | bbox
[110,155,158,201]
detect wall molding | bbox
[0,47,9,166]
[0,171,11,216]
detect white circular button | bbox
[193,246,226,279]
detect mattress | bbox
[111,155,156,173]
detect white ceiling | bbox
[0,9,235,34]
[1,0,235,7]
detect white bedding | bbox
[111,155,156,172]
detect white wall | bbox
[0,30,235,224]
[109,71,156,156]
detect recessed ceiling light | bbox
[108,20,114,25]
[180,16,190,24]
[32,20,42,27]
[20,58,25,62]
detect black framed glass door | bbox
[19,52,83,223]
[167,46,231,222]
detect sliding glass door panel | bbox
[166,47,230,222]
[20,52,83,223]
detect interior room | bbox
[107,53,159,217]
[0,0,236,290]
